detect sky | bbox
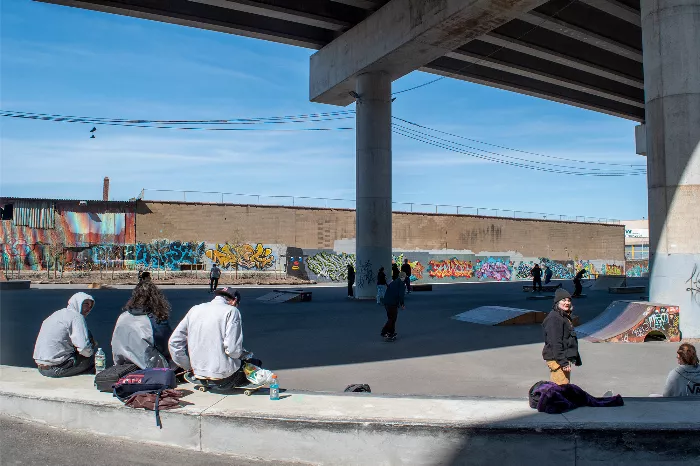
[0,0,648,221]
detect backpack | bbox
[113,368,177,400]
[94,363,139,392]
[113,368,178,428]
[344,384,371,393]
[528,380,550,409]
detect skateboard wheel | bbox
[244,390,252,396]
[197,386,207,392]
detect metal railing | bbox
[139,189,621,224]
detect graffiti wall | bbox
[625,260,649,277]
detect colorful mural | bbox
[474,258,513,281]
[625,260,649,277]
[306,251,355,281]
[608,305,680,343]
[427,258,474,279]
[205,243,275,270]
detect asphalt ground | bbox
[0,278,677,398]
[0,416,292,466]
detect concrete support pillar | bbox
[354,72,392,299]
[642,0,700,337]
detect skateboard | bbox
[184,371,266,396]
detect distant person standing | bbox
[391,262,400,281]
[347,264,355,298]
[544,266,553,284]
[209,263,221,293]
[573,269,586,297]
[542,289,581,385]
[376,267,388,305]
[531,264,543,292]
[401,259,412,293]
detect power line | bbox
[0,111,354,132]
[392,0,580,95]
[392,127,645,176]
[393,123,646,173]
[393,116,646,168]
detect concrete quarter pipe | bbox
[576,301,680,343]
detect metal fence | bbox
[139,189,621,225]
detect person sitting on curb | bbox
[542,288,581,385]
[169,287,260,390]
[33,292,96,378]
[112,280,174,369]
[381,272,407,340]
[663,343,700,397]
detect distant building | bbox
[623,219,649,260]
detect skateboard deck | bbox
[184,371,266,395]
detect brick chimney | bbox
[103,177,110,201]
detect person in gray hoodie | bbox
[169,287,259,390]
[111,280,173,369]
[33,292,96,377]
[663,343,700,397]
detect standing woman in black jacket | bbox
[347,264,355,298]
[542,288,582,384]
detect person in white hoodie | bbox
[33,292,96,378]
[169,287,259,390]
[663,343,700,397]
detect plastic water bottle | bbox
[95,348,106,374]
[269,374,280,401]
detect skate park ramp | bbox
[576,300,680,343]
[453,306,547,326]
[589,275,626,291]
[256,289,312,304]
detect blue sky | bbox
[1,0,648,221]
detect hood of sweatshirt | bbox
[676,364,700,379]
[67,292,95,315]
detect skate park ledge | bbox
[1,365,698,465]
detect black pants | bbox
[348,282,354,297]
[381,305,399,336]
[38,353,94,378]
[533,277,542,291]
[404,276,411,293]
[210,277,219,292]
[573,279,582,296]
[205,358,263,391]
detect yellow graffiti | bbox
[205,243,274,270]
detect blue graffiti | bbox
[135,240,206,270]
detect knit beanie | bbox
[554,288,571,305]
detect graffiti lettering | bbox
[205,243,275,270]
[306,251,355,281]
[474,258,513,281]
[427,258,473,279]
[687,264,700,306]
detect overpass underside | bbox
[37,0,699,337]
[40,0,644,121]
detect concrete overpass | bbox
[37,0,699,337]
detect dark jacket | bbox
[401,263,411,277]
[377,270,387,286]
[533,382,623,414]
[542,307,581,367]
[391,264,400,280]
[532,267,542,278]
[545,268,553,281]
[575,269,586,281]
[347,267,355,284]
[383,279,405,307]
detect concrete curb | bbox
[1,366,699,465]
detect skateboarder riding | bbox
[573,269,587,297]
[381,272,406,341]
[531,264,543,292]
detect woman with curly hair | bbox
[663,343,700,397]
[111,281,174,369]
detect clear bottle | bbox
[95,348,106,374]
[269,374,280,400]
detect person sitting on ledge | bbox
[663,343,700,397]
[112,280,174,369]
[169,287,260,390]
[33,292,96,378]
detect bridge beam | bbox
[309,0,548,105]
[643,0,700,338]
